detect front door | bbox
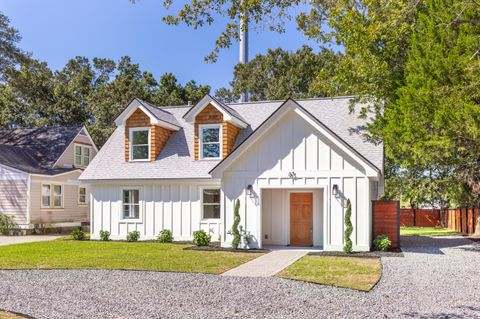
[290,193,313,246]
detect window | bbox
[202,188,220,219]
[123,189,140,219]
[75,144,91,167]
[78,187,86,204]
[41,184,63,208]
[199,124,221,159]
[130,128,150,161]
[41,184,51,207]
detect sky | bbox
[1,0,319,92]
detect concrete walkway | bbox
[221,250,308,277]
[0,235,62,246]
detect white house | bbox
[80,95,383,251]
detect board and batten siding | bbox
[90,183,221,241]
[29,170,89,225]
[220,110,374,251]
[0,165,28,226]
[55,132,97,168]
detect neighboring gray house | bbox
[0,125,98,230]
[81,96,384,251]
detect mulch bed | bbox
[308,248,404,258]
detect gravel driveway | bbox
[0,236,479,318]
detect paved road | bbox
[0,236,479,318]
[0,235,61,246]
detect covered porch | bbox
[259,187,326,249]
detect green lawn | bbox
[400,226,463,237]
[0,311,25,319]
[277,256,381,291]
[0,238,260,274]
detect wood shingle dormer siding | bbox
[125,108,172,161]
[222,121,240,157]
[194,104,241,160]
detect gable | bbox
[225,110,367,175]
[54,128,98,169]
[211,99,380,178]
[184,95,248,128]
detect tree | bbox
[381,0,480,202]
[0,54,211,146]
[215,46,344,102]
[0,11,27,78]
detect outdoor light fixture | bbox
[332,184,339,197]
[246,184,253,196]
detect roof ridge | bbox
[226,95,356,106]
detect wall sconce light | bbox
[246,184,253,197]
[332,184,339,197]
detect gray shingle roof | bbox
[0,125,83,174]
[135,98,181,128]
[80,97,383,180]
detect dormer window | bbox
[75,144,91,167]
[130,128,150,161]
[199,124,222,159]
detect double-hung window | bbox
[74,144,91,167]
[78,187,87,205]
[122,189,140,219]
[41,184,63,208]
[202,188,220,219]
[130,128,150,161]
[199,124,221,159]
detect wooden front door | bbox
[290,193,313,246]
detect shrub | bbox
[231,199,241,249]
[99,230,110,241]
[193,230,211,246]
[71,228,86,240]
[127,230,140,242]
[0,214,17,235]
[157,229,173,243]
[373,234,392,251]
[343,199,353,254]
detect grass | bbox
[400,226,463,237]
[277,256,381,291]
[0,311,26,319]
[0,238,260,274]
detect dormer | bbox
[183,95,248,160]
[115,98,181,162]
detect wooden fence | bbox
[442,207,478,235]
[400,207,479,236]
[400,209,441,227]
[373,200,400,249]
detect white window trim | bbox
[41,183,64,209]
[200,187,221,221]
[120,188,142,222]
[199,124,222,160]
[129,127,151,162]
[74,143,92,167]
[78,187,87,205]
